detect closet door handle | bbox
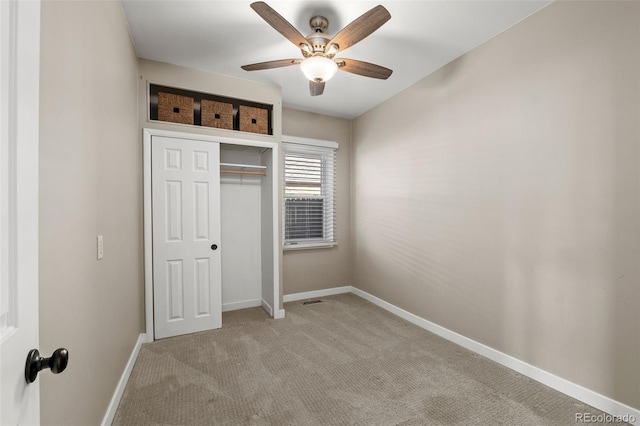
[211,244,218,251]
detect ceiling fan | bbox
[241,2,393,96]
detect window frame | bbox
[282,136,338,250]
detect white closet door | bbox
[152,136,221,339]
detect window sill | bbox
[283,242,337,251]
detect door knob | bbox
[25,348,69,384]
[211,244,218,250]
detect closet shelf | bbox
[220,162,267,170]
[220,162,267,176]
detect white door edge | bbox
[0,0,41,423]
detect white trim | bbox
[143,136,153,343]
[0,0,19,344]
[222,299,262,312]
[282,135,338,149]
[261,299,273,316]
[143,128,282,342]
[146,128,277,149]
[283,286,352,303]
[350,287,640,425]
[271,142,283,319]
[101,333,146,426]
[283,242,337,251]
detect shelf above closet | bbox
[149,83,273,135]
[220,162,267,176]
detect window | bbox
[283,138,337,248]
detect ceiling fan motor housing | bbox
[305,16,332,55]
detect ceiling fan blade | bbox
[336,58,393,79]
[250,2,309,49]
[326,5,391,53]
[241,59,301,71]
[309,80,325,96]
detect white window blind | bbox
[283,141,336,248]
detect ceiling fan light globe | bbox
[300,56,338,83]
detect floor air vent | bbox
[303,300,322,305]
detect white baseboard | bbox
[102,333,146,426]
[222,299,262,312]
[351,287,639,426]
[283,285,352,303]
[261,299,273,316]
[261,299,286,319]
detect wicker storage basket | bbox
[157,92,194,125]
[238,105,268,134]
[201,100,233,130]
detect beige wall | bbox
[282,108,351,294]
[39,1,142,424]
[352,1,639,409]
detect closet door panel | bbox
[166,260,184,320]
[164,181,183,241]
[193,181,210,240]
[194,258,211,316]
[152,136,221,339]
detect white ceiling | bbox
[122,0,550,119]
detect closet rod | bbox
[220,169,266,176]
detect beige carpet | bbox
[113,294,614,425]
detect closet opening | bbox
[219,144,275,316]
[143,129,282,342]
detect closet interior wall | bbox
[219,144,273,313]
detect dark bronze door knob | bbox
[25,348,69,384]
